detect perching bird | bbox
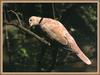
[29,16,92,65]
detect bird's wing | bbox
[41,20,69,45]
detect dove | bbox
[29,16,92,65]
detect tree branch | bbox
[6,10,51,46]
[5,23,51,46]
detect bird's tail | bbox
[67,37,92,65]
[76,50,91,65]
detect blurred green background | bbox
[3,3,97,72]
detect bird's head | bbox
[29,16,41,27]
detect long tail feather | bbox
[76,50,92,65]
[67,37,92,65]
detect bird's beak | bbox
[29,25,32,28]
[29,25,35,30]
[29,22,33,28]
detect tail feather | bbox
[67,37,92,65]
[77,50,92,65]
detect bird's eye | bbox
[30,19,32,22]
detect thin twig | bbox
[8,10,23,26]
[52,3,56,19]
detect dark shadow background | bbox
[3,3,97,72]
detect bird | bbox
[28,16,92,65]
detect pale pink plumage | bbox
[29,16,92,65]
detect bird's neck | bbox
[36,17,41,24]
[39,17,44,24]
